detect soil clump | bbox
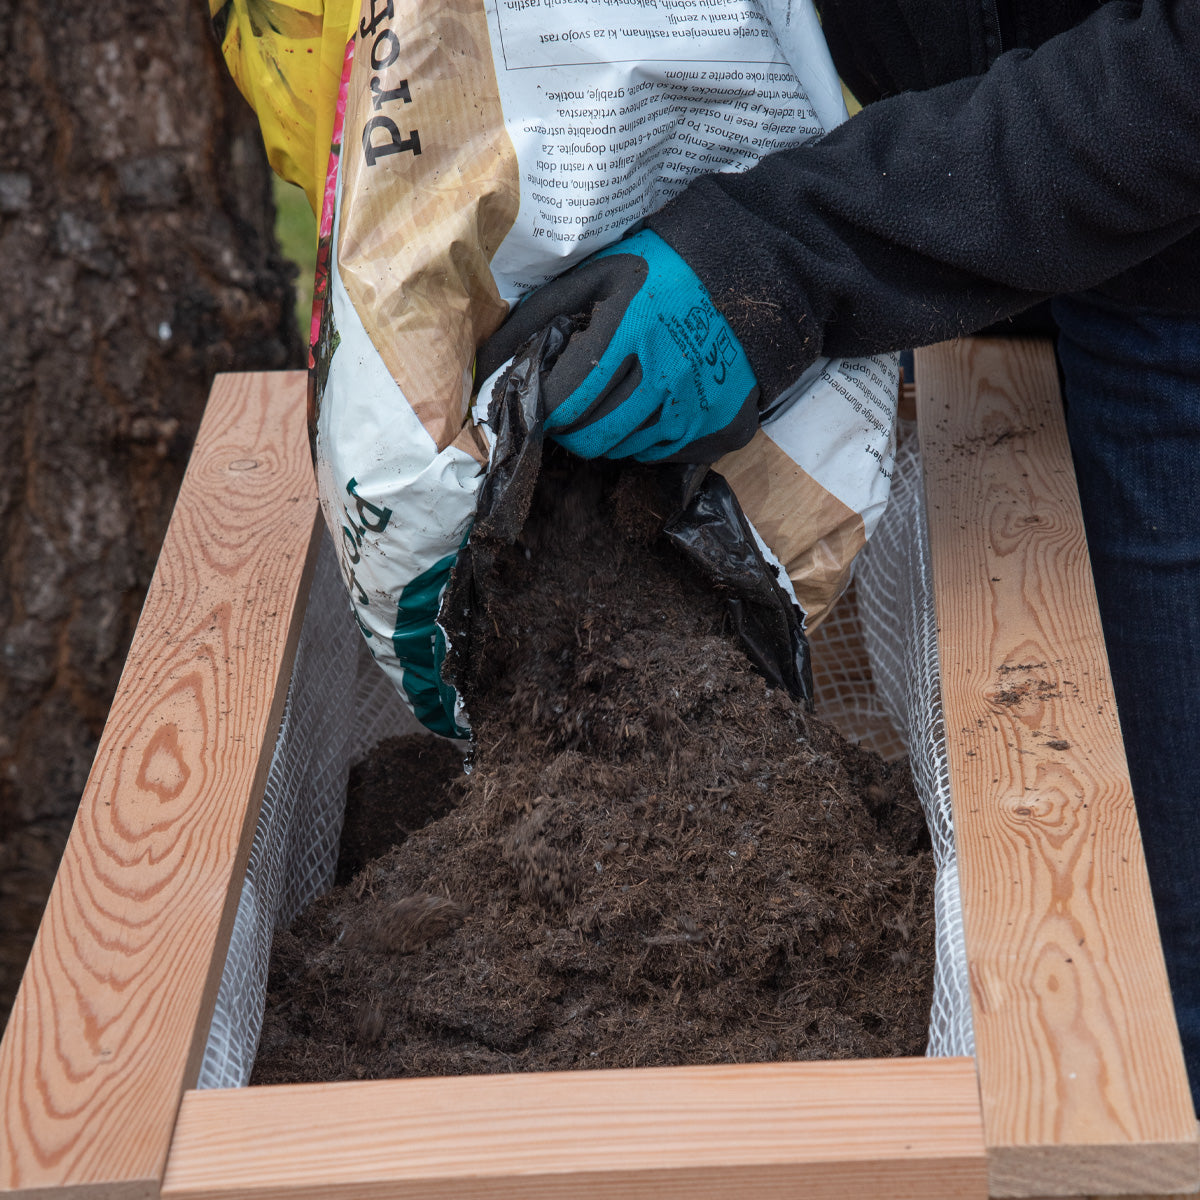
[252,455,934,1084]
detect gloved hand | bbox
[476,230,761,463]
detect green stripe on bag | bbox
[393,553,467,739]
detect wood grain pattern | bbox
[916,340,1198,1198]
[0,373,321,1200]
[162,1059,987,1200]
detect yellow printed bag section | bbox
[210,0,359,214]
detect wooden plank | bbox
[916,340,1198,1198]
[1026,1193,1199,1200]
[0,373,321,1200]
[162,1058,987,1200]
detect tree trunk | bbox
[0,0,303,1021]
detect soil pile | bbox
[252,456,933,1084]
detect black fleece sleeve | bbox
[644,0,1200,400]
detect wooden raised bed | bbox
[1,345,1196,1200]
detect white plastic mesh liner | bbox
[807,578,907,763]
[198,532,417,1089]
[199,433,974,1087]
[852,426,974,1057]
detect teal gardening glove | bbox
[477,230,761,463]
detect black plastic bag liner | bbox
[658,465,813,705]
[440,320,814,718]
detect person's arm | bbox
[644,0,1200,400]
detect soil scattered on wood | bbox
[252,456,934,1084]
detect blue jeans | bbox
[1053,291,1200,1112]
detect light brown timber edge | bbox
[162,1058,987,1200]
[0,373,320,1200]
[916,339,1198,1197]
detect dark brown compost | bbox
[252,455,934,1084]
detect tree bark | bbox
[0,0,303,1020]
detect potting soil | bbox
[251,456,934,1083]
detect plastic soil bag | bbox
[217,0,898,736]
